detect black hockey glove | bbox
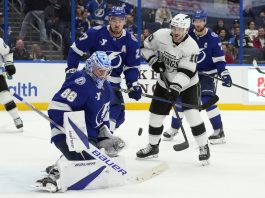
[5,62,16,76]
[149,57,166,73]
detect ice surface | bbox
[0,110,265,198]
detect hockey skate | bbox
[34,165,60,193]
[163,127,178,141]
[34,176,59,193]
[14,117,23,131]
[208,128,226,144]
[199,144,210,166]
[136,144,159,159]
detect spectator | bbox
[213,18,231,38]
[44,0,56,38]
[142,8,156,23]
[230,19,240,36]
[19,0,49,44]
[219,28,230,43]
[245,20,258,42]
[253,26,265,49]
[143,28,151,40]
[12,38,30,60]
[124,14,137,35]
[75,10,90,38]
[86,0,107,26]
[29,44,47,61]
[222,42,234,64]
[0,12,16,48]
[155,0,172,25]
[229,26,240,48]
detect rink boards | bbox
[0,61,265,110]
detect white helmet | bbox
[170,13,191,29]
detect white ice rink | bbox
[0,110,265,198]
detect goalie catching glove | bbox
[97,125,126,157]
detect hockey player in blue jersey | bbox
[67,6,142,134]
[35,51,126,192]
[163,10,232,144]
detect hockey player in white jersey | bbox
[0,37,23,130]
[137,13,210,163]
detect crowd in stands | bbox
[0,0,264,63]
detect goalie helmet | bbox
[170,13,191,30]
[85,51,112,89]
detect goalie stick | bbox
[12,92,169,185]
[113,87,219,110]
[253,59,265,74]
[200,73,265,98]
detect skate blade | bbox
[201,160,210,166]
[33,183,58,193]
[209,138,226,145]
[18,128,23,132]
[136,154,159,160]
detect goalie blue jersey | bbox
[189,29,226,75]
[67,25,140,87]
[48,70,113,143]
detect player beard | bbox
[195,26,205,33]
[110,26,123,37]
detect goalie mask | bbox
[85,51,112,89]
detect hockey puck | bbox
[138,128,143,136]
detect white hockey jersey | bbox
[0,37,13,67]
[142,28,200,91]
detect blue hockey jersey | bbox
[189,28,226,75]
[67,25,140,88]
[48,70,113,143]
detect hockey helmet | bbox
[85,51,112,89]
[108,6,126,18]
[170,13,191,30]
[192,10,207,21]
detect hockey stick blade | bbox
[253,59,265,74]
[133,162,169,183]
[173,141,189,151]
[201,95,219,110]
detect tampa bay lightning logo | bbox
[106,51,123,69]
[95,9,105,18]
[197,48,206,64]
[95,102,110,127]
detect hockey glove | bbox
[65,68,77,79]
[149,57,166,73]
[220,69,232,87]
[128,85,142,101]
[5,62,16,76]
[97,136,126,157]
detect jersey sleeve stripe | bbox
[70,43,85,56]
[212,56,225,63]
[48,101,72,111]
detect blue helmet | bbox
[85,51,112,89]
[108,6,126,17]
[192,10,207,21]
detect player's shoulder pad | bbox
[184,36,200,54]
[146,28,170,43]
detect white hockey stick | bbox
[12,92,169,184]
[253,59,265,74]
